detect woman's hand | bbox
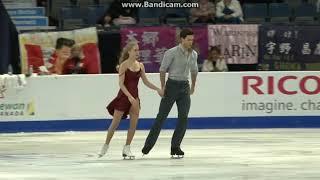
[128,96,139,111]
[157,88,164,97]
[128,96,136,104]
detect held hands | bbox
[157,88,164,97]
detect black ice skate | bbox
[170,147,184,159]
[141,145,152,156]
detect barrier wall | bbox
[1,72,320,133]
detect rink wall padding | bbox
[1,72,320,133]
[1,116,320,133]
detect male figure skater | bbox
[142,28,198,158]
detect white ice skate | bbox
[122,145,135,160]
[98,143,109,158]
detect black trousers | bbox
[144,78,191,149]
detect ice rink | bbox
[1,129,320,180]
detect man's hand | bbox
[190,86,195,95]
[157,88,164,97]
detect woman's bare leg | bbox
[105,110,124,144]
[126,103,140,145]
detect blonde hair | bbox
[118,40,138,65]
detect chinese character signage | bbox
[120,26,176,72]
[259,25,320,70]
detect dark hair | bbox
[207,46,222,61]
[210,46,221,54]
[55,38,75,49]
[179,28,194,39]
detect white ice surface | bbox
[1,129,320,180]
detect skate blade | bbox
[98,154,105,158]
[123,154,135,160]
[171,155,184,159]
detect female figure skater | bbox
[99,40,162,159]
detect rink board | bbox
[1,72,320,132]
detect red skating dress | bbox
[107,68,141,119]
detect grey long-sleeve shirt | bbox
[159,44,198,81]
